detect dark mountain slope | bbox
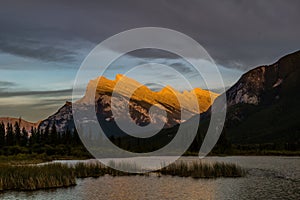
[224,50,300,144]
[199,50,300,146]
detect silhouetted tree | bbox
[0,122,5,147]
[72,129,81,145]
[65,128,72,145]
[36,128,41,144]
[214,129,231,153]
[43,124,50,144]
[14,122,21,146]
[21,127,28,146]
[50,123,58,145]
[6,123,14,146]
[29,126,36,146]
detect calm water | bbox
[1,156,299,200]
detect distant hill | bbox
[0,117,38,132]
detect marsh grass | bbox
[0,163,76,191]
[158,161,245,178]
[74,162,139,177]
[74,162,107,178]
[73,160,244,178]
[0,160,244,191]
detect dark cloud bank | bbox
[0,0,299,70]
[0,88,72,98]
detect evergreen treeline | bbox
[0,120,298,158]
[0,121,90,158]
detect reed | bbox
[73,160,244,178]
[73,162,107,178]
[0,163,76,191]
[73,161,137,177]
[0,160,244,191]
[158,161,245,178]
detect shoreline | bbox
[1,152,300,166]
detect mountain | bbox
[4,50,299,153]
[224,50,300,144]
[37,50,300,149]
[81,74,218,113]
[226,51,299,107]
[0,117,38,132]
[39,75,218,133]
[197,50,300,146]
[38,101,74,132]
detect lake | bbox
[0,156,299,200]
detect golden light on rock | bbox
[83,74,218,114]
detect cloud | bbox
[0,40,75,63]
[114,52,195,74]
[1,45,74,63]
[0,33,94,64]
[0,88,72,98]
[144,83,165,91]
[0,81,17,87]
[0,81,18,92]
[127,49,180,60]
[0,0,299,70]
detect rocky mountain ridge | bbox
[39,75,218,133]
[199,50,300,144]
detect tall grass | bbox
[158,161,245,178]
[73,160,245,178]
[0,163,76,191]
[0,160,245,191]
[74,162,107,178]
[73,162,137,177]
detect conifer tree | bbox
[0,122,5,147]
[29,126,35,146]
[72,129,81,145]
[14,122,21,146]
[21,127,28,146]
[65,128,71,145]
[36,128,41,144]
[50,123,58,145]
[44,124,50,144]
[6,123,14,146]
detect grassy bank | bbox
[0,163,76,191]
[0,160,244,191]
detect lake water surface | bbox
[1,156,299,200]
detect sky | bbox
[0,0,299,122]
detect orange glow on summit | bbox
[82,74,219,114]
